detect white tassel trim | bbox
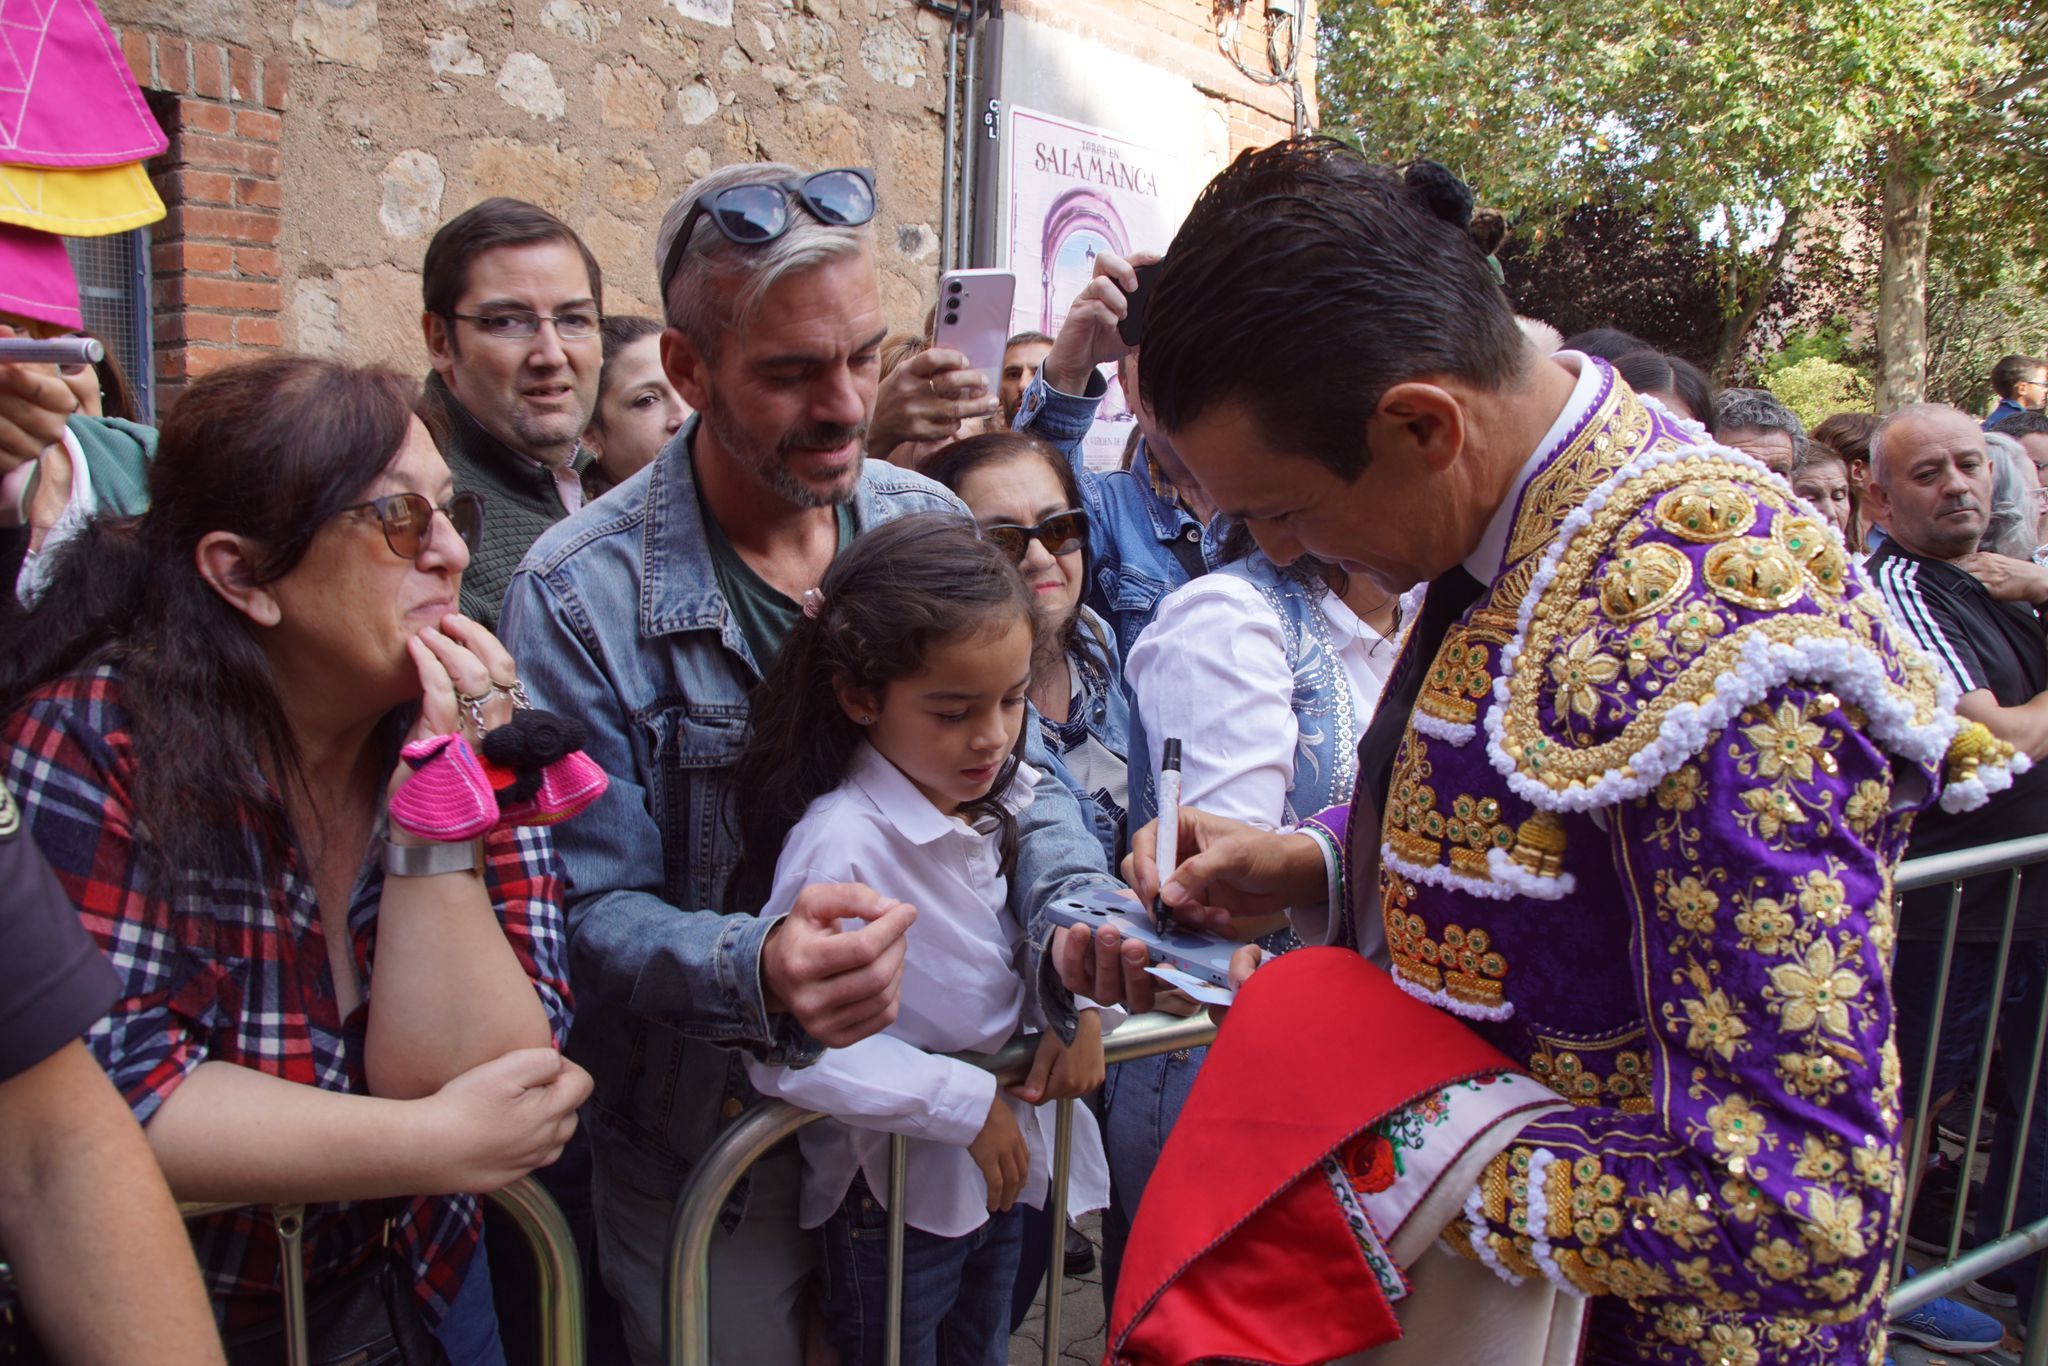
[1482,441,1964,812]
[1391,968,1515,1022]
[1521,1148,1588,1299]
[1382,843,1519,901]
[1461,1180,1524,1286]
[1939,749,2032,813]
[1410,710,1477,746]
[1483,846,1578,900]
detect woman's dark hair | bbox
[1561,327,1650,361]
[1613,350,1716,428]
[1140,140,1525,482]
[922,431,1110,675]
[1666,356,1716,432]
[723,514,1040,917]
[83,332,140,422]
[0,357,421,883]
[589,315,665,432]
[1812,411,1879,468]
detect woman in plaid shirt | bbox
[1,357,586,1365]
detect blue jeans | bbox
[435,1242,507,1366]
[818,1179,1024,1366]
[1894,939,2048,1318]
[1098,1045,1204,1311]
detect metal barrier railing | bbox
[661,832,2048,1364]
[662,1008,1219,1366]
[1888,831,2048,1361]
[175,1175,584,1366]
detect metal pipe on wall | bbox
[959,5,980,267]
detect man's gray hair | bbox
[1983,431,2037,559]
[1869,402,1977,487]
[655,162,869,360]
[1713,387,1806,449]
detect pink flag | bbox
[0,222,81,329]
[0,0,168,169]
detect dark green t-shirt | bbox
[699,487,855,673]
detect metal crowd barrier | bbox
[660,833,2048,1365]
[177,1175,584,1366]
[1886,831,2048,1362]
[663,1008,1218,1366]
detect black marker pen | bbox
[1152,737,1182,934]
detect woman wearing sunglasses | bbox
[0,356,587,1366]
[925,431,1129,868]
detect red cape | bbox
[1107,949,1517,1366]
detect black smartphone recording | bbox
[1117,260,1163,347]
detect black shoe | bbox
[1064,1224,1097,1277]
[1966,1265,2019,1309]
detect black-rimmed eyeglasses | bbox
[657,168,877,301]
[341,491,486,560]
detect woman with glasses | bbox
[925,431,1128,868]
[0,356,587,1366]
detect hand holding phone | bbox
[932,269,1018,391]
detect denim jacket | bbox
[1012,371,1219,659]
[1042,605,1132,866]
[499,420,1119,1203]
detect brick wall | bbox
[113,28,290,407]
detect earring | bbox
[859,714,874,724]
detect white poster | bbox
[1004,105,1192,472]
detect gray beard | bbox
[703,392,862,509]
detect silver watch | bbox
[383,839,484,878]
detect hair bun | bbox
[1403,161,1474,230]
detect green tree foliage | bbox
[1766,357,1872,429]
[1316,0,2042,390]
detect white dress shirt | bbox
[745,743,1112,1237]
[1459,351,1602,585]
[1125,574,1401,829]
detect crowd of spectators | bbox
[7,139,2048,1366]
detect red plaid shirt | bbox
[3,669,573,1329]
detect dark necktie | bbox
[1354,565,1488,811]
[1343,566,1487,954]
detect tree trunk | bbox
[1875,156,1933,410]
[1711,203,1804,383]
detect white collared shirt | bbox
[1125,575,1401,828]
[745,742,1111,1237]
[1459,351,1602,586]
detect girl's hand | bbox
[406,613,521,747]
[414,1048,593,1194]
[1008,1010,1105,1104]
[967,1095,1029,1212]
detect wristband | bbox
[383,838,484,878]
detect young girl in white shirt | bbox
[728,513,1111,1366]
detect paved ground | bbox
[1008,1213,1108,1366]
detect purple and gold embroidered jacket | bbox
[1309,368,2023,1364]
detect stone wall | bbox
[109,0,1313,391]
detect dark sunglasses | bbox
[982,509,1088,564]
[341,491,486,560]
[658,167,877,301]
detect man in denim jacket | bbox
[1012,254,1221,659]
[501,163,1119,1365]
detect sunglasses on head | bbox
[658,167,877,302]
[982,509,1088,564]
[341,491,486,561]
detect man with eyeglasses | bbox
[501,163,1120,1364]
[420,197,605,630]
[1985,353,2048,432]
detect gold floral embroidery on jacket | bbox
[1528,1033,1654,1113]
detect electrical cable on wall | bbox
[1215,0,1309,135]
